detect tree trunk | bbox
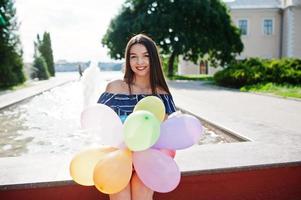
[168,51,176,77]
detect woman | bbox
[98,33,176,200]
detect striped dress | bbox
[97,92,177,119]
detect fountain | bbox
[80,60,103,109]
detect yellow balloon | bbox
[134,96,165,122]
[70,147,117,186]
[93,149,132,194]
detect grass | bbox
[169,74,301,99]
[169,74,214,81]
[0,82,29,92]
[240,83,301,99]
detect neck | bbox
[134,75,150,87]
[132,75,152,93]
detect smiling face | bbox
[124,34,171,95]
[129,44,150,78]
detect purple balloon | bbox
[133,149,180,193]
[153,114,203,150]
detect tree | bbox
[102,4,137,60]
[33,34,41,58]
[0,0,25,87]
[0,12,6,26]
[102,0,243,77]
[33,56,49,80]
[39,32,55,76]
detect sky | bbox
[15,0,125,63]
[15,0,233,63]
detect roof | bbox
[225,0,282,9]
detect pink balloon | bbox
[153,114,203,150]
[81,104,123,147]
[133,149,180,193]
[159,149,176,158]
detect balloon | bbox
[153,114,203,150]
[93,149,132,194]
[124,111,160,151]
[134,96,165,122]
[133,149,180,193]
[70,147,117,186]
[160,149,176,158]
[81,104,124,147]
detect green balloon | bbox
[124,111,160,151]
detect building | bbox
[178,0,301,75]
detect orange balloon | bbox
[93,149,132,194]
[70,147,117,186]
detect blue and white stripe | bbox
[97,92,177,117]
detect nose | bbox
[137,57,144,65]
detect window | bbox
[263,19,273,35]
[238,19,248,35]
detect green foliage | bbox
[162,55,178,76]
[0,50,25,88]
[33,56,50,80]
[102,0,243,76]
[0,0,25,88]
[170,74,213,82]
[240,83,301,99]
[38,32,55,76]
[266,58,301,84]
[214,58,301,88]
[32,32,55,78]
[0,12,6,26]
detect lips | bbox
[136,66,147,71]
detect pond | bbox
[0,72,233,157]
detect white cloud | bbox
[15,0,125,62]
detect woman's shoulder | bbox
[105,79,128,94]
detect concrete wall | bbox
[177,56,223,76]
[282,7,291,57]
[1,165,301,200]
[230,8,282,59]
[208,65,223,75]
[282,6,301,58]
[291,6,301,57]
[177,56,199,75]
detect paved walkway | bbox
[169,80,301,144]
[1,73,301,189]
[0,72,78,109]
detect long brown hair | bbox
[124,34,171,95]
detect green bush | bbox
[214,58,265,88]
[266,58,301,84]
[33,56,50,80]
[0,51,26,88]
[214,57,301,88]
